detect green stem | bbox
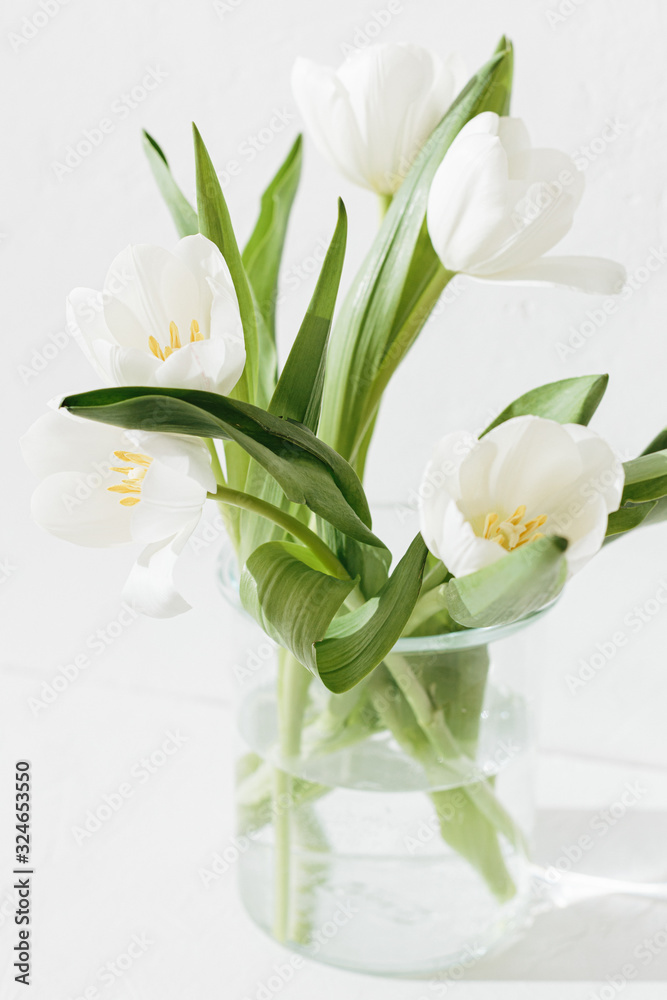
[367,665,518,902]
[206,438,226,487]
[206,438,242,549]
[207,486,349,580]
[383,651,527,856]
[273,651,313,942]
[272,766,291,943]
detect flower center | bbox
[148,320,204,361]
[482,504,548,551]
[107,451,153,507]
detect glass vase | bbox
[223,534,547,977]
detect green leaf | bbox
[642,428,667,456]
[240,535,428,692]
[621,449,667,503]
[192,123,258,406]
[142,131,198,238]
[242,135,303,337]
[316,535,429,692]
[269,199,347,431]
[318,38,514,468]
[240,200,349,563]
[444,536,569,628]
[317,527,392,600]
[265,196,389,596]
[61,386,381,547]
[604,445,667,542]
[605,502,657,537]
[240,541,357,670]
[482,375,609,435]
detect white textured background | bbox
[2,0,667,996]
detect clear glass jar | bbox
[222,543,548,976]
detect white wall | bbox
[4,0,667,787]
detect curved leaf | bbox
[61,386,380,547]
[240,541,357,669]
[240,535,428,693]
[316,535,428,692]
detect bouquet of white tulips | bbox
[23,37,667,954]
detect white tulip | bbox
[419,415,624,579]
[427,112,625,294]
[21,410,216,617]
[67,234,246,394]
[292,43,465,195]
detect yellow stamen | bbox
[169,321,181,349]
[483,512,498,538]
[148,336,165,361]
[149,319,201,361]
[481,506,548,552]
[113,451,151,467]
[507,505,526,525]
[108,484,142,495]
[522,514,548,534]
[108,451,153,507]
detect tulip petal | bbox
[154,336,244,396]
[21,410,122,479]
[131,432,216,493]
[497,117,531,160]
[439,498,508,578]
[483,416,582,517]
[103,244,201,349]
[428,127,512,271]
[482,255,626,294]
[173,234,238,335]
[94,342,162,387]
[293,44,458,195]
[339,44,457,194]
[419,430,474,559]
[67,288,117,382]
[565,423,625,514]
[30,470,132,547]
[130,461,208,544]
[122,520,200,618]
[292,57,369,190]
[556,493,609,577]
[468,150,584,274]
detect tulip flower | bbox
[427,112,625,293]
[67,234,246,394]
[21,410,216,617]
[419,415,624,578]
[292,43,464,196]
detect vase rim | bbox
[392,598,557,652]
